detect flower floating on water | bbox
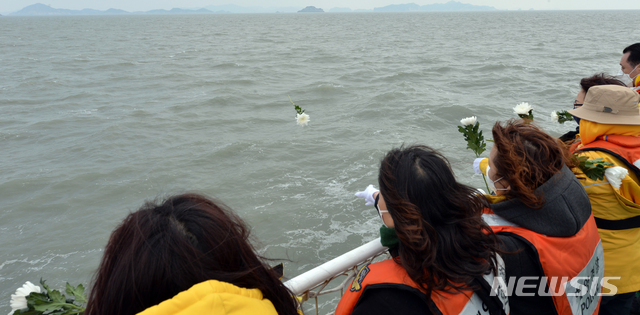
[9,281,41,314]
[605,166,628,189]
[460,116,477,126]
[289,95,310,127]
[458,116,490,192]
[513,102,534,120]
[551,110,574,124]
[296,113,310,126]
[9,279,86,315]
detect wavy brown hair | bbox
[85,193,299,315]
[378,145,503,310]
[491,120,575,208]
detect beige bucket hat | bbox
[568,85,640,125]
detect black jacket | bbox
[490,165,592,315]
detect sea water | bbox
[0,11,636,313]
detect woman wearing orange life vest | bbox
[338,145,510,315]
[476,120,603,315]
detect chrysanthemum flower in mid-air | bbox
[296,113,310,126]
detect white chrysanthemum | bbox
[296,113,310,126]
[605,166,628,189]
[9,281,41,314]
[460,116,477,126]
[550,111,559,122]
[513,102,533,115]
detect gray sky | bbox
[2,0,640,14]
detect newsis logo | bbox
[489,276,620,297]
[487,242,608,314]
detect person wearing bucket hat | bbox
[568,85,640,125]
[558,74,626,143]
[568,85,640,315]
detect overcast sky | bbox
[2,0,639,14]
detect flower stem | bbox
[481,173,491,194]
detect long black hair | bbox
[378,145,502,302]
[86,193,299,315]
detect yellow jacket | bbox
[573,120,640,294]
[137,280,278,315]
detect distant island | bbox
[374,1,496,12]
[298,6,324,13]
[7,1,499,16]
[11,3,221,15]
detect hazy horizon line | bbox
[2,2,638,15]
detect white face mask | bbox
[486,165,509,193]
[616,64,639,87]
[374,194,390,228]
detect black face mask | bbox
[574,116,581,125]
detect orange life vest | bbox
[482,211,603,315]
[577,135,640,177]
[335,256,510,315]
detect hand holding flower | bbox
[457,116,486,158]
[458,116,490,192]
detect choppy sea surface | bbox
[0,11,637,313]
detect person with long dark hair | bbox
[85,193,299,315]
[337,145,509,315]
[478,120,603,315]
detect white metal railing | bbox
[285,238,390,315]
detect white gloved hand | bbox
[355,184,379,206]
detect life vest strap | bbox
[594,215,640,230]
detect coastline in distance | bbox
[9,1,498,16]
